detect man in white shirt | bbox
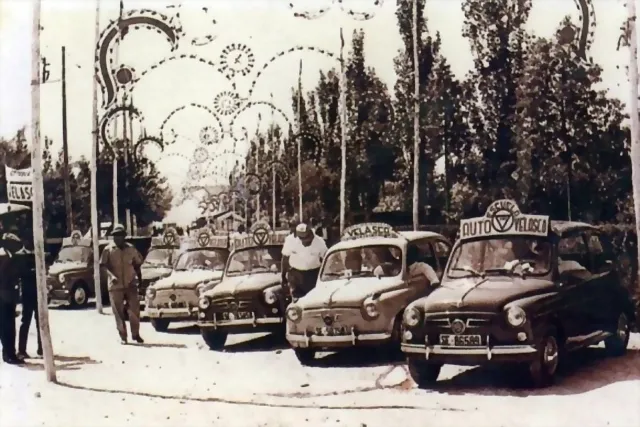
[406,245,440,287]
[281,223,328,300]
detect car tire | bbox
[294,348,316,365]
[151,318,170,332]
[528,329,561,388]
[605,312,630,357]
[407,359,442,388]
[201,329,227,350]
[70,283,89,308]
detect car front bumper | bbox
[199,315,283,333]
[401,342,538,364]
[47,288,70,302]
[145,306,198,320]
[286,331,392,349]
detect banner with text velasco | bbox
[341,222,399,241]
[459,200,549,241]
[5,166,33,203]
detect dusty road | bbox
[1,305,639,427]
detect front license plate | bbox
[315,326,349,336]
[440,334,482,346]
[221,311,253,321]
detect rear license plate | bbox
[440,334,482,346]
[221,311,252,320]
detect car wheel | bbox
[294,348,316,365]
[201,329,227,350]
[150,318,170,332]
[70,283,89,308]
[605,312,630,357]
[407,359,442,388]
[528,330,561,388]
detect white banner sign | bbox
[5,166,33,202]
[459,200,549,240]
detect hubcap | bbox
[74,287,86,305]
[543,336,559,374]
[617,314,629,341]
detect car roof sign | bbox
[341,222,400,241]
[181,228,228,250]
[459,199,549,240]
[232,221,287,250]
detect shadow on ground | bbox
[429,346,640,396]
[314,347,405,368]
[164,324,200,335]
[222,333,289,353]
[22,354,101,372]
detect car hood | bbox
[419,276,556,313]
[203,273,280,299]
[48,262,87,276]
[141,267,173,282]
[152,269,223,291]
[298,277,404,310]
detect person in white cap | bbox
[281,222,328,300]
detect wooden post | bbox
[31,0,57,382]
[92,0,103,313]
[627,0,640,290]
[61,46,73,233]
[411,0,420,231]
[339,28,347,235]
[297,60,304,222]
[127,94,134,235]
[255,114,262,222]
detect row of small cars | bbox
[46,200,637,388]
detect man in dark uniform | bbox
[16,238,42,358]
[0,233,24,364]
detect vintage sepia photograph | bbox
[0,0,639,426]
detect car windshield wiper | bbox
[450,266,485,278]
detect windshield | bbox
[447,237,551,279]
[56,246,91,263]
[175,249,228,271]
[143,248,178,268]
[320,245,402,281]
[226,246,283,276]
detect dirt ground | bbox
[1,304,639,427]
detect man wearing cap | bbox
[0,233,23,364]
[100,224,145,344]
[281,223,328,300]
[16,238,42,359]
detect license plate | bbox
[440,334,482,346]
[315,326,349,336]
[221,311,252,321]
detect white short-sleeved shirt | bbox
[282,235,328,271]
[409,262,440,285]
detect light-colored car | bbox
[285,222,451,364]
[145,228,230,332]
[138,232,182,307]
[198,222,289,350]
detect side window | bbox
[587,234,604,255]
[433,241,451,257]
[415,241,436,265]
[558,234,592,276]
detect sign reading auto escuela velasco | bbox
[5,166,33,203]
[459,199,549,240]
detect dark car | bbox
[138,232,182,307]
[197,222,289,350]
[401,199,636,388]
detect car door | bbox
[557,232,594,339]
[584,232,617,330]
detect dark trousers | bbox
[0,300,17,358]
[287,268,320,299]
[19,298,41,354]
[109,288,141,340]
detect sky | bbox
[0,0,633,224]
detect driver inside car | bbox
[372,247,402,277]
[344,249,363,276]
[406,246,440,287]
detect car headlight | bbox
[403,307,421,327]
[506,306,526,327]
[146,287,156,300]
[198,297,210,310]
[363,301,379,319]
[196,283,207,296]
[286,305,302,322]
[58,274,66,284]
[264,289,277,305]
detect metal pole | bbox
[123,95,131,234]
[61,46,73,233]
[271,93,276,229]
[627,0,640,289]
[31,0,57,382]
[91,0,103,314]
[411,0,420,231]
[297,60,304,221]
[339,27,347,234]
[112,1,123,226]
[256,114,261,222]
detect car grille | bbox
[210,297,252,312]
[425,313,493,330]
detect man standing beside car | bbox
[0,233,24,364]
[281,223,328,300]
[100,224,144,344]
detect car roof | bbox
[549,221,598,236]
[329,231,445,252]
[398,231,446,241]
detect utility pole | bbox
[297,60,303,221]
[31,0,57,383]
[61,46,73,233]
[627,0,640,290]
[112,0,123,227]
[411,0,420,231]
[255,114,262,222]
[128,94,134,235]
[339,27,347,235]
[91,0,103,313]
